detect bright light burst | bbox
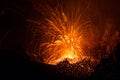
[26,0,119,67]
[24,0,120,78]
[34,2,94,65]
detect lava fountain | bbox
[25,0,119,77]
[26,0,96,65]
[39,12,90,65]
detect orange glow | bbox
[39,10,90,65]
[25,0,119,77]
[26,0,119,66]
[26,1,96,65]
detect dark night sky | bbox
[0,0,120,80]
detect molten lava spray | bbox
[27,0,96,65]
[26,0,119,77]
[39,12,90,65]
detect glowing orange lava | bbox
[39,10,90,65]
[26,0,119,66]
[25,0,119,77]
[26,1,95,65]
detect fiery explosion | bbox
[27,1,96,65]
[25,0,119,77]
[40,12,90,65]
